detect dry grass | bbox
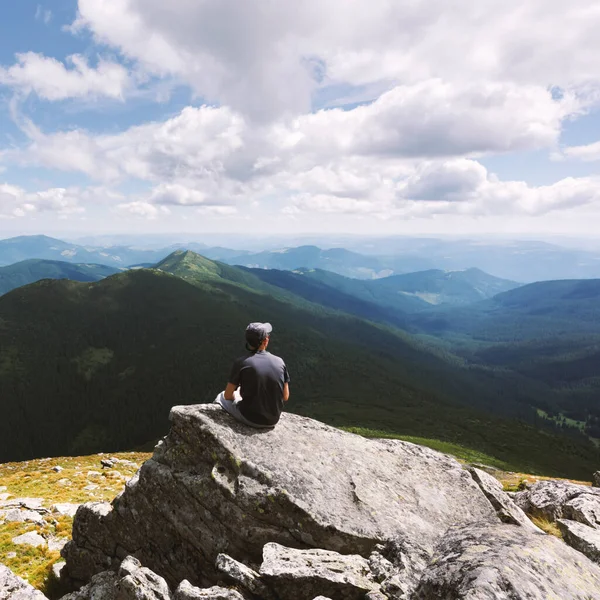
[530,516,563,538]
[497,471,591,493]
[0,451,151,593]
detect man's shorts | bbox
[214,391,274,429]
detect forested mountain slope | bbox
[0,259,119,295]
[1,254,598,477]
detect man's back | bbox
[229,350,290,426]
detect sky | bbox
[0,0,600,238]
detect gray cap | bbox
[245,322,273,349]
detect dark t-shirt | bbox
[228,350,290,426]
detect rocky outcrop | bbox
[259,543,379,600]
[513,480,600,522]
[468,467,542,532]
[0,564,48,599]
[60,405,600,599]
[414,522,600,599]
[593,471,600,488]
[557,519,600,564]
[63,404,497,590]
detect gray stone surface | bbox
[468,467,543,532]
[558,519,600,564]
[215,553,272,599]
[593,471,600,488]
[52,503,81,518]
[174,581,244,600]
[64,405,497,588]
[513,480,600,522]
[259,542,379,600]
[3,509,45,525]
[115,565,172,600]
[414,522,600,599]
[564,493,600,529]
[12,532,47,548]
[0,564,48,599]
[60,571,119,600]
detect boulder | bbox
[60,571,119,600]
[0,564,48,599]
[174,580,244,600]
[215,553,272,599]
[259,543,379,600]
[60,558,173,600]
[414,522,600,599]
[12,532,47,548]
[3,509,45,525]
[468,467,542,532]
[513,480,600,521]
[593,471,600,488]
[557,519,600,564]
[63,405,497,588]
[563,493,600,529]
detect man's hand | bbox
[283,382,290,402]
[224,382,237,401]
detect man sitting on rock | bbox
[215,322,290,428]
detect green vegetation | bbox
[1,251,599,478]
[0,452,149,594]
[0,259,119,296]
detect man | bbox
[215,322,290,428]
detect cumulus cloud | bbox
[69,0,600,119]
[562,140,600,161]
[0,52,130,101]
[116,201,170,219]
[0,184,82,218]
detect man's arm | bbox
[224,382,237,401]
[283,382,290,402]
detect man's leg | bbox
[214,391,273,429]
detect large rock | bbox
[0,564,48,599]
[259,543,379,600]
[174,581,244,600]
[558,519,600,564]
[468,467,542,532]
[564,493,600,529]
[63,405,497,588]
[414,522,600,599]
[513,480,600,522]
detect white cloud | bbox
[0,52,130,101]
[562,140,600,161]
[69,0,600,120]
[116,201,170,220]
[0,184,82,218]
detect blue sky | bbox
[1,0,599,237]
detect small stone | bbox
[12,532,47,548]
[52,561,66,581]
[215,553,273,599]
[104,470,124,480]
[0,486,6,492]
[6,552,17,559]
[0,493,11,501]
[118,555,142,577]
[87,471,102,478]
[174,580,244,600]
[52,503,81,517]
[4,508,46,525]
[52,466,64,473]
[57,478,72,487]
[48,536,69,552]
[84,484,99,491]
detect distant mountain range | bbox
[0,259,120,296]
[1,249,597,478]
[3,234,600,282]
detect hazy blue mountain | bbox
[0,259,120,295]
[367,268,520,306]
[226,245,389,279]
